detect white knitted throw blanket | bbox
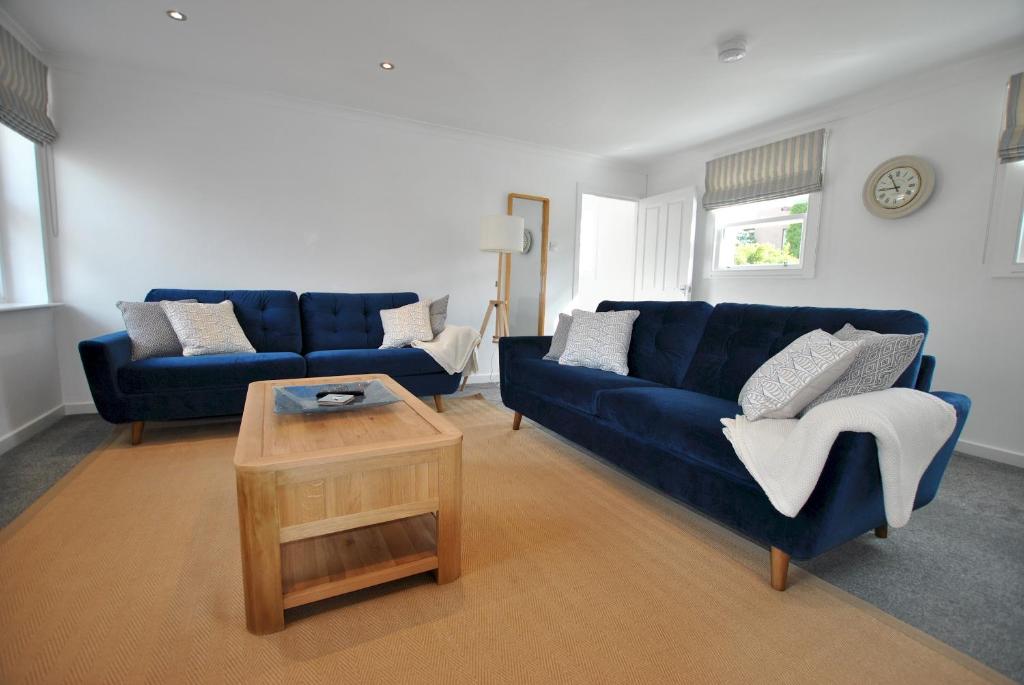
[412,325,480,376]
[721,388,956,527]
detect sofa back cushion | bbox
[300,292,418,352]
[681,302,928,401]
[596,301,714,387]
[145,289,302,354]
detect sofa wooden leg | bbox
[874,524,888,539]
[512,412,523,431]
[433,395,445,413]
[770,547,790,591]
[130,421,145,446]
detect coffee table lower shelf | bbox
[280,514,439,610]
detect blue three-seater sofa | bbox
[499,300,971,590]
[79,289,461,443]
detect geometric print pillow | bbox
[801,324,924,413]
[116,299,196,360]
[558,308,639,376]
[739,329,863,421]
[160,300,257,357]
[379,301,434,349]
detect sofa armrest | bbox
[498,336,551,387]
[78,331,133,423]
[784,389,970,557]
[915,354,936,391]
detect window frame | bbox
[706,191,822,279]
[984,159,1024,278]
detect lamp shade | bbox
[479,215,525,253]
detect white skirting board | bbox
[0,405,65,456]
[64,401,98,415]
[463,371,499,385]
[955,439,1024,469]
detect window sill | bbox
[0,302,63,314]
[708,268,815,279]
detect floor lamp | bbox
[477,214,525,344]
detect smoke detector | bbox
[718,38,747,63]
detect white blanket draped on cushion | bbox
[721,388,956,527]
[412,326,480,377]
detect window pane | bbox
[1016,203,1024,264]
[714,194,808,269]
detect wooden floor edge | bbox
[0,422,119,544]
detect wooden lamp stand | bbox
[478,252,512,344]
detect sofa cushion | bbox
[146,289,302,354]
[681,303,928,401]
[300,292,418,352]
[596,387,752,483]
[597,300,713,387]
[510,357,659,415]
[305,348,446,378]
[118,352,305,394]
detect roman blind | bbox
[0,24,57,145]
[703,129,825,210]
[998,72,1023,164]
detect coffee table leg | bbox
[435,443,462,584]
[236,470,285,634]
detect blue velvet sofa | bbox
[500,300,971,590]
[79,289,461,442]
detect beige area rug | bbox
[0,395,1007,684]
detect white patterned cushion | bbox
[801,324,924,413]
[160,300,256,356]
[117,299,196,360]
[380,301,433,349]
[739,329,862,421]
[543,313,573,361]
[558,309,639,376]
[428,295,449,338]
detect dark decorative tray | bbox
[273,380,399,415]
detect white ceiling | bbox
[4,0,1023,163]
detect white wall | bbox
[0,307,62,452]
[647,46,1024,465]
[48,66,646,408]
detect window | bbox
[708,192,820,278]
[985,160,1024,277]
[0,124,49,304]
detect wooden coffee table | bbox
[233,374,463,634]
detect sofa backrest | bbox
[681,302,929,401]
[300,292,418,352]
[597,300,714,387]
[145,289,302,354]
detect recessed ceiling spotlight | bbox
[166,9,187,21]
[379,62,395,71]
[718,37,747,63]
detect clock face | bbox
[873,166,921,209]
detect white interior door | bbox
[634,187,696,301]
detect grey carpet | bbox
[1,386,1020,682]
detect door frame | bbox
[571,183,642,301]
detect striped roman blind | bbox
[703,129,826,210]
[998,72,1023,164]
[0,24,57,145]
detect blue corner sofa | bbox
[499,300,971,590]
[79,289,461,441]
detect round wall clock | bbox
[862,155,935,219]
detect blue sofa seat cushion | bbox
[301,292,419,352]
[510,357,659,415]
[146,289,302,354]
[596,387,753,484]
[306,348,446,378]
[118,352,305,394]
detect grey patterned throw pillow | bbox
[543,313,573,361]
[160,300,256,356]
[739,329,862,421]
[428,295,449,337]
[380,301,434,349]
[801,324,924,413]
[117,299,196,360]
[558,309,639,376]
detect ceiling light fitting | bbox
[166,9,187,21]
[718,38,747,63]
[379,62,395,71]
